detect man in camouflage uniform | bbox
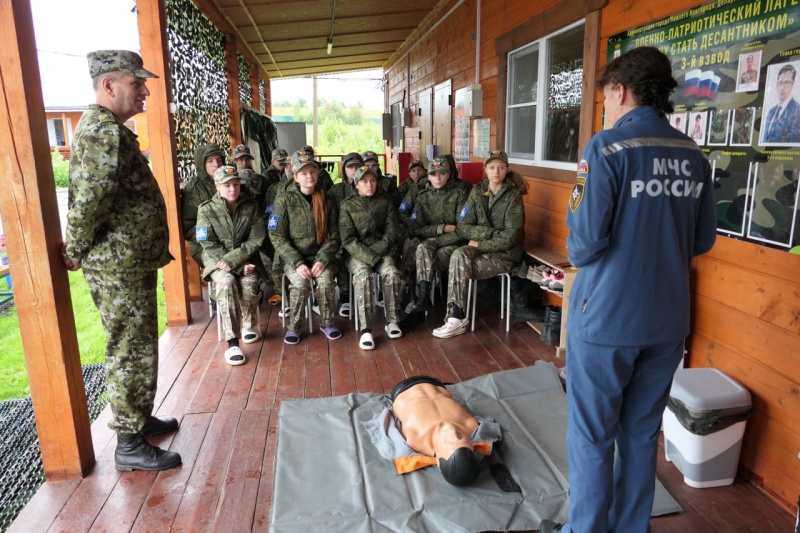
[233,143,275,210]
[264,147,289,184]
[62,50,181,472]
[406,157,471,313]
[182,143,225,268]
[196,166,267,365]
[434,150,525,338]
[339,166,405,348]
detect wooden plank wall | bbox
[385,0,800,514]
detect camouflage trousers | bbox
[399,236,420,281]
[271,254,283,295]
[336,252,350,294]
[283,262,338,331]
[347,256,404,329]
[210,269,261,341]
[446,246,515,318]
[415,239,459,283]
[84,268,158,434]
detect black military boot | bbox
[115,432,182,472]
[407,281,432,313]
[141,416,179,438]
[540,305,562,346]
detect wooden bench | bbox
[0,264,13,305]
[525,245,575,357]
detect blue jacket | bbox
[565,106,717,346]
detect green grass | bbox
[0,270,167,401]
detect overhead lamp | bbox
[327,36,333,55]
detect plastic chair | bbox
[467,272,512,333]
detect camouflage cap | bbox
[271,148,289,161]
[409,158,425,171]
[214,165,239,184]
[354,166,377,184]
[427,157,450,175]
[361,150,380,163]
[87,50,158,79]
[484,149,509,165]
[343,152,364,167]
[233,144,252,160]
[291,151,317,173]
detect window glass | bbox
[544,25,584,162]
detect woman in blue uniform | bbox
[540,47,717,533]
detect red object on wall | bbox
[456,162,484,185]
[396,152,412,183]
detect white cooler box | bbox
[663,368,752,488]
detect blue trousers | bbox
[562,334,684,533]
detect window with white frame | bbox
[506,20,585,169]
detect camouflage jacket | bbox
[409,177,471,247]
[318,165,335,191]
[458,178,525,263]
[268,184,341,268]
[244,171,276,212]
[181,144,220,260]
[397,176,430,228]
[264,164,283,184]
[330,179,358,206]
[339,193,401,267]
[66,104,170,272]
[196,194,267,281]
[377,171,400,207]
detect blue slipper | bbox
[284,330,300,345]
[320,326,342,340]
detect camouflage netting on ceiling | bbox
[238,53,252,109]
[0,364,108,532]
[166,0,230,182]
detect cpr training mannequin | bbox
[390,376,488,486]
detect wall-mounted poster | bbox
[608,0,800,252]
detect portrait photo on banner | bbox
[689,111,708,146]
[759,59,800,147]
[730,107,756,146]
[707,109,731,146]
[736,50,762,93]
[669,112,687,134]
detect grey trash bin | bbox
[663,368,752,488]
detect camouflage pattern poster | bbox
[608,0,800,251]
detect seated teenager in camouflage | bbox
[404,157,472,316]
[196,166,268,365]
[362,150,401,207]
[233,143,277,211]
[432,150,527,339]
[301,144,335,191]
[269,151,342,345]
[182,144,226,268]
[339,166,405,350]
[330,151,364,317]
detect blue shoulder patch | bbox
[196,226,208,241]
[264,203,274,215]
[410,209,419,223]
[458,205,469,220]
[399,199,410,213]
[268,215,280,230]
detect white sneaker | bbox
[432,317,469,338]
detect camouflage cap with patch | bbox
[427,157,450,174]
[343,152,364,167]
[87,50,158,79]
[291,151,317,173]
[484,149,509,166]
[353,165,377,184]
[361,150,380,163]
[271,148,289,161]
[214,165,239,184]
[233,144,252,160]
[409,159,425,171]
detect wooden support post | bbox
[0,0,94,480]
[137,0,192,326]
[224,36,242,152]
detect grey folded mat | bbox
[270,362,681,532]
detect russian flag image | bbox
[683,69,702,97]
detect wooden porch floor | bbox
[10,288,794,532]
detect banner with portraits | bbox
[608,0,800,252]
